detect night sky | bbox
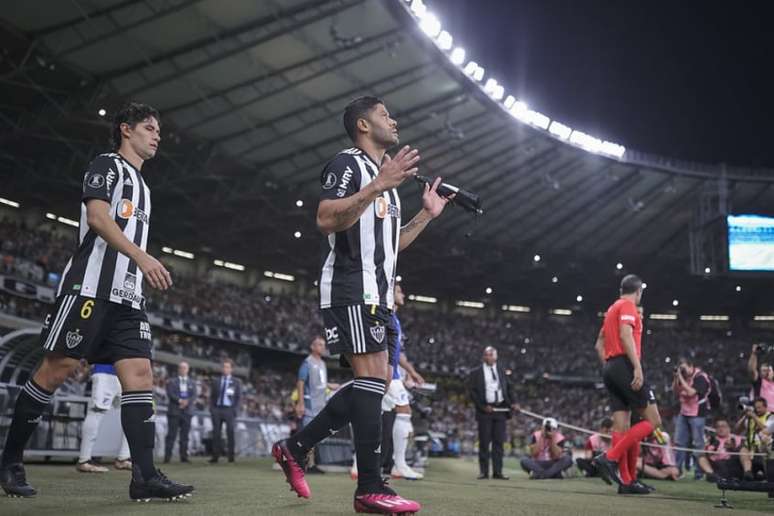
[431,0,774,168]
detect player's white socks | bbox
[392,413,412,469]
[79,409,104,463]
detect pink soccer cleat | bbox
[354,486,421,515]
[272,440,311,499]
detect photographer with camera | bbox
[748,344,774,408]
[734,397,774,481]
[672,357,711,479]
[698,417,743,482]
[520,418,573,479]
[637,431,680,481]
[576,418,613,478]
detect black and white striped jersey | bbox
[319,147,401,310]
[57,153,151,310]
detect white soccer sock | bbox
[392,413,412,470]
[79,409,104,463]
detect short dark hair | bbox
[754,396,767,407]
[714,416,729,425]
[678,356,694,366]
[600,417,613,429]
[342,96,383,142]
[222,358,234,367]
[620,274,642,295]
[111,102,161,150]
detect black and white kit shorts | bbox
[602,355,656,412]
[39,294,152,363]
[322,304,397,363]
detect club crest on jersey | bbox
[322,171,337,190]
[123,272,137,291]
[66,329,83,349]
[370,322,385,344]
[87,174,105,189]
[119,199,134,219]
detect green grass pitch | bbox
[2,458,771,515]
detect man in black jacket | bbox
[209,359,242,463]
[468,346,519,480]
[165,361,196,463]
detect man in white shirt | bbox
[468,347,519,480]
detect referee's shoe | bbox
[593,454,622,486]
[0,463,36,497]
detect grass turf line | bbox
[1,457,770,515]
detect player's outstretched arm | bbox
[85,199,172,290]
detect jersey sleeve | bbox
[297,361,309,383]
[82,155,119,203]
[319,154,361,201]
[618,302,638,327]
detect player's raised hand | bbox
[137,252,173,290]
[374,145,419,192]
[422,177,452,219]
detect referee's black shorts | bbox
[602,355,656,412]
[321,304,397,365]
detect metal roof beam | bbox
[30,0,145,37]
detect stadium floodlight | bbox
[437,30,453,50]
[223,261,245,272]
[410,0,426,17]
[173,249,194,260]
[503,95,516,109]
[502,305,531,313]
[213,259,224,266]
[265,270,294,281]
[295,200,303,207]
[408,294,437,303]
[472,65,485,82]
[45,212,57,220]
[600,141,626,159]
[551,276,558,283]
[492,84,504,101]
[736,285,742,292]
[510,101,529,120]
[650,313,678,320]
[672,299,679,307]
[98,108,106,117]
[527,110,551,130]
[642,282,648,289]
[419,12,442,38]
[548,121,572,140]
[0,197,20,208]
[533,254,541,262]
[396,275,402,282]
[570,130,603,154]
[550,309,572,316]
[463,61,478,77]
[456,300,485,309]
[162,246,173,254]
[700,315,730,321]
[450,47,466,65]
[754,315,774,321]
[485,287,493,294]
[704,266,711,274]
[484,78,498,94]
[576,295,583,302]
[616,262,623,270]
[56,216,79,228]
[294,231,302,239]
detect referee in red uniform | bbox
[593,274,663,495]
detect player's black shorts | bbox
[602,355,656,412]
[322,304,397,364]
[39,294,152,363]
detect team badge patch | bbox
[87,174,105,189]
[322,171,337,189]
[66,329,83,349]
[370,322,385,344]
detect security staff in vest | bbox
[165,361,196,463]
[468,346,519,480]
[209,359,242,463]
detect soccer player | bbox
[381,283,425,480]
[272,96,450,514]
[0,103,193,501]
[76,362,132,473]
[593,274,662,495]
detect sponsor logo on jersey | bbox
[87,174,105,189]
[118,199,149,224]
[370,321,385,344]
[66,329,83,349]
[123,175,133,186]
[336,166,354,197]
[325,326,340,344]
[322,171,337,190]
[123,272,137,291]
[375,197,400,219]
[111,287,144,304]
[139,321,152,340]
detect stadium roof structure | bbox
[2,0,774,312]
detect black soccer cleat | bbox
[617,482,651,495]
[129,465,194,502]
[634,480,656,493]
[0,463,37,498]
[592,454,622,486]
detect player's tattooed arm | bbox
[398,212,433,251]
[317,182,382,234]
